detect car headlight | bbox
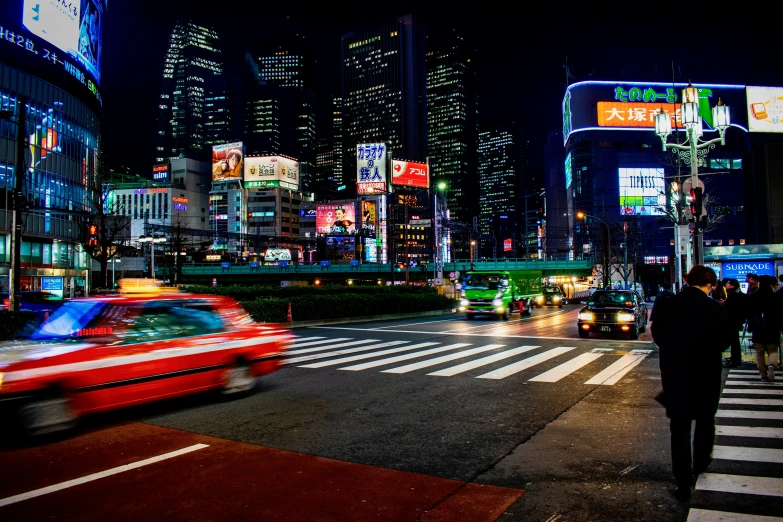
[536,296,544,302]
[460,299,469,306]
[460,291,466,298]
[578,312,594,321]
[492,298,503,307]
[617,312,635,321]
[553,296,561,301]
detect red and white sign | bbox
[392,160,429,188]
[503,238,512,252]
[356,182,387,195]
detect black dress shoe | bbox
[673,486,691,502]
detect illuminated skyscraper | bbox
[156,20,223,163]
[426,35,479,227]
[340,15,428,184]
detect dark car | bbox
[535,285,565,308]
[0,291,62,314]
[577,289,648,339]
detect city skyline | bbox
[102,4,780,177]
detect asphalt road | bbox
[1,304,781,521]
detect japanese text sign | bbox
[391,160,429,188]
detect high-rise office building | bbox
[156,20,223,163]
[340,15,428,184]
[478,124,525,255]
[426,36,479,228]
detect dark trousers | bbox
[670,414,716,488]
[729,329,742,365]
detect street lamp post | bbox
[576,212,617,288]
[138,235,166,279]
[654,82,731,266]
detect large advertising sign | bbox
[618,167,666,216]
[212,142,244,182]
[356,143,387,194]
[721,261,775,280]
[244,155,300,190]
[391,160,429,188]
[1,1,106,109]
[564,152,572,189]
[263,248,292,262]
[152,164,170,182]
[316,204,356,235]
[563,81,749,145]
[746,86,783,133]
[361,200,377,235]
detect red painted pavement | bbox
[0,422,524,521]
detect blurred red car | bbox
[0,279,291,436]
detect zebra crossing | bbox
[688,368,783,521]
[286,335,652,385]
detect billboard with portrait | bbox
[746,86,783,133]
[0,1,106,110]
[361,200,377,235]
[391,160,429,188]
[316,204,356,235]
[244,155,299,190]
[618,167,666,216]
[212,142,244,182]
[356,143,387,194]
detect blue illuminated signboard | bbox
[565,152,572,189]
[721,261,774,280]
[41,276,63,291]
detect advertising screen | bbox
[212,142,244,182]
[721,261,775,280]
[356,143,387,194]
[746,86,783,133]
[152,164,170,182]
[1,1,106,109]
[316,204,356,235]
[564,152,572,189]
[563,81,748,145]
[263,248,292,262]
[391,160,429,188]
[244,155,299,190]
[326,236,356,261]
[361,200,377,235]
[618,167,666,216]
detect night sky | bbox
[101,2,780,177]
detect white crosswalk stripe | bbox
[690,369,783,520]
[285,337,654,385]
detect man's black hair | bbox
[686,265,717,287]
[746,273,759,282]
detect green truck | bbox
[458,270,543,320]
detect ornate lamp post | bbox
[654,82,731,266]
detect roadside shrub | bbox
[242,292,457,323]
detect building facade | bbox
[156,20,223,163]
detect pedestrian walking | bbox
[711,279,727,303]
[650,281,675,323]
[746,274,782,382]
[746,273,760,295]
[651,265,733,502]
[723,278,748,368]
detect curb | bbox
[285,309,457,329]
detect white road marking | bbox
[591,348,614,352]
[687,508,783,521]
[725,380,783,387]
[381,345,506,374]
[630,349,652,354]
[584,353,648,385]
[428,346,541,377]
[309,326,653,343]
[369,317,461,329]
[285,341,408,365]
[716,410,783,420]
[287,339,379,356]
[529,353,603,382]
[716,426,783,439]
[722,388,783,396]
[443,311,566,333]
[0,444,209,508]
[291,335,325,340]
[478,347,576,380]
[719,397,783,406]
[712,445,783,464]
[695,473,783,498]
[730,370,764,374]
[298,342,440,369]
[338,343,471,371]
[289,337,352,348]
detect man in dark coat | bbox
[723,278,748,368]
[651,265,733,502]
[747,274,782,381]
[650,281,675,323]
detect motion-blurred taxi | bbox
[0,279,290,436]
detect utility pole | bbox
[8,96,27,312]
[623,221,628,290]
[404,198,409,285]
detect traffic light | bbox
[690,187,703,222]
[87,223,98,246]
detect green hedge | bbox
[242,292,458,323]
[182,283,437,301]
[0,311,39,340]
